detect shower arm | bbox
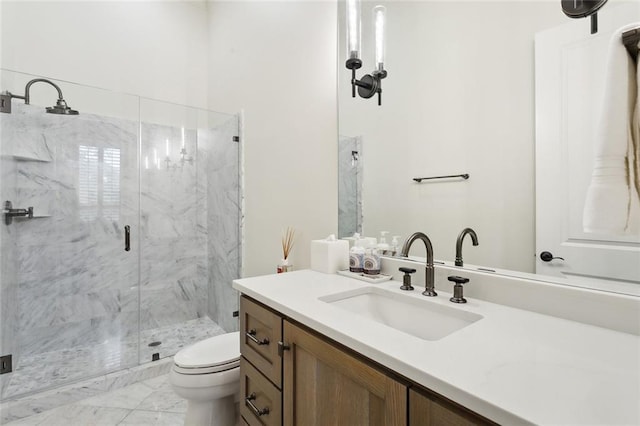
[6,78,65,104]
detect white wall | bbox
[339,1,567,273]
[207,1,338,277]
[1,0,339,278]
[1,1,209,108]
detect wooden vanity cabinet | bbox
[283,319,406,425]
[239,295,494,426]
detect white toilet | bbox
[170,331,241,426]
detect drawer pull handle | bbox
[246,329,269,346]
[245,392,270,417]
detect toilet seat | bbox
[173,331,240,375]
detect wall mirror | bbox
[337,0,640,296]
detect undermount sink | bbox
[319,286,483,341]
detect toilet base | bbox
[184,394,236,426]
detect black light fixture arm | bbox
[346,59,386,106]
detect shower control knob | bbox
[540,251,564,262]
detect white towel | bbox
[633,42,640,214]
[583,23,640,235]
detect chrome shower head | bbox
[46,98,79,115]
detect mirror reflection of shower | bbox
[339,134,363,238]
[1,78,79,115]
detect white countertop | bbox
[233,269,640,426]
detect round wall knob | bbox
[540,251,565,262]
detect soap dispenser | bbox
[349,237,365,273]
[377,231,390,255]
[390,236,401,256]
[363,240,381,276]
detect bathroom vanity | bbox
[233,269,640,425]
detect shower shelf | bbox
[1,154,53,162]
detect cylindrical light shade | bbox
[374,5,386,71]
[346,0,361,60]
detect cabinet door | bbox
[409,388,495,426]
[240,296,283,388]
[283,320,407,426]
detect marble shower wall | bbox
[338,135,363,238]
[139,124,207,341]
[139,115,241,338]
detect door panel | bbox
[283,320,406,426]
[535,3,640,291]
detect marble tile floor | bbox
[3,317,225,399]
[4,374,189,425]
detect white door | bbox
[535,2,640,292]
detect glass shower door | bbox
[138,99,241,363]
[0,70,140,399]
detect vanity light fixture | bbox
[345,0,387,106]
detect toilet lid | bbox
[174,331,240,369]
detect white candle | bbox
[166,139,169,157]
[181,127,185,149]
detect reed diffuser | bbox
[278,227,296,273]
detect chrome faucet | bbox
[455,228,479,267]
[400,232,437,297]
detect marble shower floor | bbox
[4,374,189,426]
[3,317,225,399]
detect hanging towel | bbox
[583,23,640,235]
[633,43,640,212]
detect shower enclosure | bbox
[0,70,242,401]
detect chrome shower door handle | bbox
[124,225,130,252]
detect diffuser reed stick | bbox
[281,227,296,261]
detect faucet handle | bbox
[447,276,469,285]
[447,275,469,303]
[399,267,416,291]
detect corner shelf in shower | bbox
[1,154,53,162]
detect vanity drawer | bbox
[240,296,283,388]
[240,357,282,426]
